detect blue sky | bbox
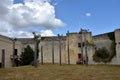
[53,0,120,35]
[0,0,120,37]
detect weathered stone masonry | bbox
[0,29,120,68]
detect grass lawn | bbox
[0,64,120,80]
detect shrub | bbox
[93,47,110,63]
[20,45,34,65]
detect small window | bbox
[78,43,85,47]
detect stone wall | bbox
[15,29,120,65]
[20,32,93,64]
[39,36,66,64]
[66,33,80,64]
[93,33,112,52]
[66,32,93,64]
[1,28,120,68]
[0,35,22,68]
[2,28,118,66]
[115,29,120,64]
[92,30,120,65]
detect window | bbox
[78,42,85,47]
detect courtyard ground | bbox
[0,64,120,80]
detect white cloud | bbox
[0,0,66,38]
[0,0,12,19]
[40,30,55,36]
[0,26,55,38]
[7,0,66,29]
[85,13,91,17]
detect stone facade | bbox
[115,29,120,64]
[0,35,22,68]
[18,32,93,64]
[93,33,112,52]
[66,32,93,64]
[0,28,120,68]
[92,29,120,65]
[39,36,66,64]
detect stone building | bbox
[0,35,22,68]
[18,31,94,65]
[18,29,120,65]
[0,29,120,68]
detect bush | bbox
[93,47,110,63]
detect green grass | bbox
[0,64,120,80]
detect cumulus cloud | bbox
[7,0,66,29]
[0,0,12,18]
[0,0,66,38]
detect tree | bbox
[20,45,34,65]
